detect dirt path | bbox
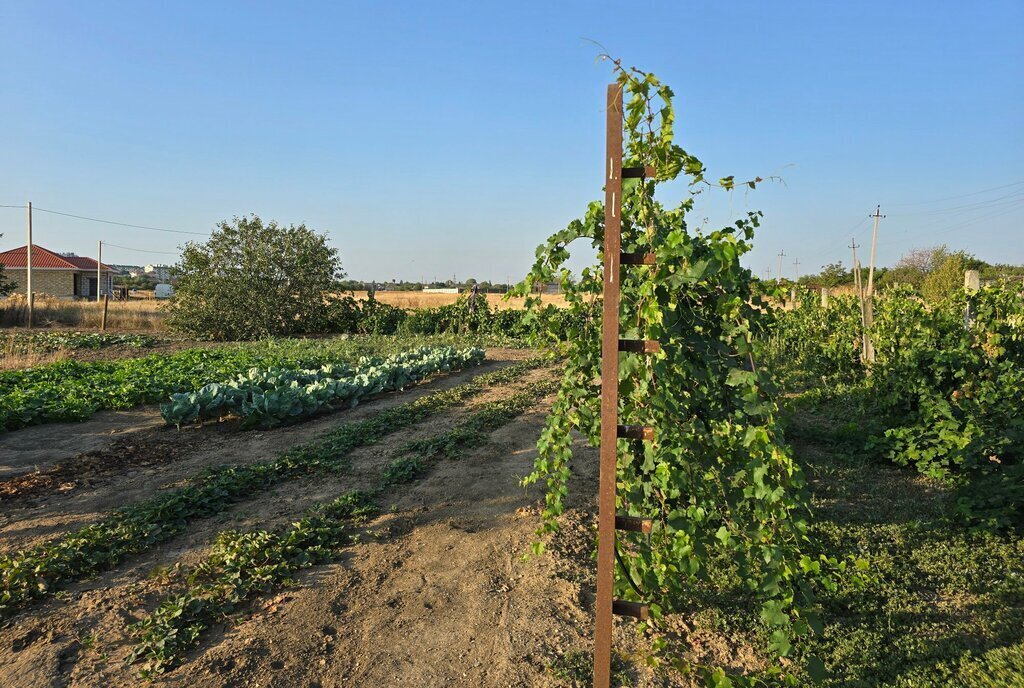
[156,400,600,688]
[0,409,161,480]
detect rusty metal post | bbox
[593,82,624,688]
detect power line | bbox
[101,241,180,255]
[31,206,207,235]
[878,200,1024,248]
[886,179,1024,207]
[887,189,1024,217]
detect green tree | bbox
[921,252,971,303]
[812,261,851,288]
[166,215,344,340]
[0,234,16,297]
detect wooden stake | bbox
[97,240,103,302]
[101,293,109,331]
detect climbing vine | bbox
[517,60,838,682]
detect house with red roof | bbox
[0,244,116,299]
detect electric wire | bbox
[885,179,1024,207]
[101,242,180,255]
[31,207,207,235]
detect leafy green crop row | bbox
[0,334,490,431]
[128,371,557,675]
[1,331,157,354]
[128,491,379,677]
[0,357,543,618]
[160,346,484,428]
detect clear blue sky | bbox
[1,1,1021,282]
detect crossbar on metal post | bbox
[593,82,623,688]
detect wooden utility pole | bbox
[777,250,786,284]
[26,202,33,328]
[97,240,103,302]
[851,239,868,357]
[866,205,885,297]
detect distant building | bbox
[0,244,116,299]
[144,264,173,281]
[109,264,144,276]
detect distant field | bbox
[350,291,570,309]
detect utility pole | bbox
[26,202,33,328]
[867,205,885,297]
[97,240,103,302]
[777,250,786,284]
[766,266,772,281]
[793,258,801,283]
[850,239,868,358]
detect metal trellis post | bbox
[593,82,657,688]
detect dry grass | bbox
[0,348,70,371]
[351,291,569,310]
[0,295,167,331]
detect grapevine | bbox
[517,61,830,681]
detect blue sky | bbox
[1,1,1021,281]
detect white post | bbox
[964,270,980,292]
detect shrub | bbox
[166,215,344,340]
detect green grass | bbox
[781,398,1024,687]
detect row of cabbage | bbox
[160,346,485,429]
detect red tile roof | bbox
[0,244,115,271]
